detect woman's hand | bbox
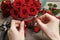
[36,13,60,40]
[8,20,25,40]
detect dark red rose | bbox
[10,9,19,19]
[33,0,41,12]
[24,0,33,6]
[2,9,10,18]
[29,6,37,16]
[12,0,21,12]
[19,6,29,19]
[33,0,40,7]
[1,1,12,18]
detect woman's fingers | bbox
[10,20,20,31]
[39,13,58,23]
[20,21,24,31]
[10,20,24,32]
[36,18,47,29]
[44,13,57,21]
[10,20,16,30]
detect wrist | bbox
[46,32,60,40]
[51,35,60,40]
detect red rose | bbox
[24,0,33,6]
[19,6,29,19]
[12,0,21,12]
[33,0,41,11]
[19,0,25,3]
[29,6,37,16]
[33,0,40,7]
[10,9,19,19]
[12,0,21,8]
[2,9,10,18]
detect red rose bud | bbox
[10,9,19,19]
[19,6,29,19]
[33,26,40,33]
[29,6,37,16]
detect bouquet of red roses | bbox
[1,0,41,37]
[1,0,60,35]
[1,0,41,19]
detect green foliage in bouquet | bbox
[53,9,60,15]
[48,3,60,15]
[38,3,60,17]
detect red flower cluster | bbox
[1,0,41,33]
[1,0,41,19]
[1,1,11,18]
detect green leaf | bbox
[53,9,60,15]
[48,3,53,7]
[49,7,52,10]
[53,4,57,8]
[48,3,53,10]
